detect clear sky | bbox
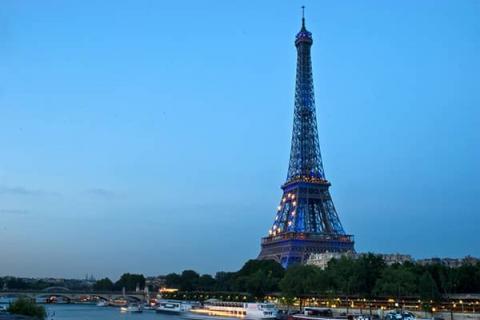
[0,1,479,279]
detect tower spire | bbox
[301,6,305,29]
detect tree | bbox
[215,272,235,291]
[8,297,46,319]
[6,277,28,290]
[418,272,440,301]
[198,274,216,291]
[373,265,417,297]
[114,273,145,291]
[165,273,182,289]
[354,253,386,296]
[233,259,284,297]
[280,265,319,299]
[456,264,480,293]
[94,278,114,291]
[180,270,200,291]
[324,256,357,294]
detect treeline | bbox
[93,273,146,291]
[280,254,480,300]
[165,260,284,298]
[5,254,480,301]
[0,274,146,292]
[162,255,480,300]
[0,277,92,291]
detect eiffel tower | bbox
[258,12,355,267]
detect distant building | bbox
[417,255,479,267]
[376,253,413,266]
[306,251,356,269]
[306,252,413,269]
[145,276,166,291]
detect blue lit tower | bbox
[258,12,355,267]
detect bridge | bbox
[0,288,147,303]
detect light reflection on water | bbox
[44,304,183,320]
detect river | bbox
[43,304,183,320]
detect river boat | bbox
[291,308,348,320]
[385,311,416,320]
[110,298,128,307]
[96,300,109,307]
[121,303,143,313]
[156,299,194,314]
[184,300,277,320]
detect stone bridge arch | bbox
[35,293,72,303]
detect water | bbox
[44,304,183,320]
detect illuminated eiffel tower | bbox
[258,11,355,267]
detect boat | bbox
[110,298,129,307]
[121,303,143,313]
[291,308,347,320]
[96,300,109,307]
[385,311,416,320]
[156,299,194,314]
[184,300,277,320]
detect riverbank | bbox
[0,315,35,320]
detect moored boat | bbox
[96,300,109,307]
[110,297,129,307]
[120,303,143,313]
[291,308,347,320]
[156,299,194,314]
[185,300,277,320]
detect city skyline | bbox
[0,1,479,279]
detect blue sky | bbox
[0,1,479,279]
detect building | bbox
[305,252,412,269]
[145,276,167,291]
[257,11,354,268]
[417,256,479,267]
[305,251,356,269]
[377,253,413,266]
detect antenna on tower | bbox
[301,5,306,28]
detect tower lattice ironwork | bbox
[258,13,355,267]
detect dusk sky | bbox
[1,1,479,279]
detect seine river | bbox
[44,304,182,320]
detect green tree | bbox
[94,278,114,291]
[280,264,319,299]
[324,256,357,294]
[8,298,46,319]
[418,272,440,301]
[180,270,200,291]
[373,265,417,297]
[6,278,28,290]
[214,272,235,291]
[198,274,216,291]
[114,273,145,291]
[456,264,480,293]
[354,253,386,296]
[233,259,284,297]
[165,273,182,289]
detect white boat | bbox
[96,300,109,307]
[185,300,277,320]
[156,299,194,314]
[291,308,346,320]
[121,303,143,313]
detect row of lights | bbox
[269,193,298,235]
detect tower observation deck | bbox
[257,12,355,267]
